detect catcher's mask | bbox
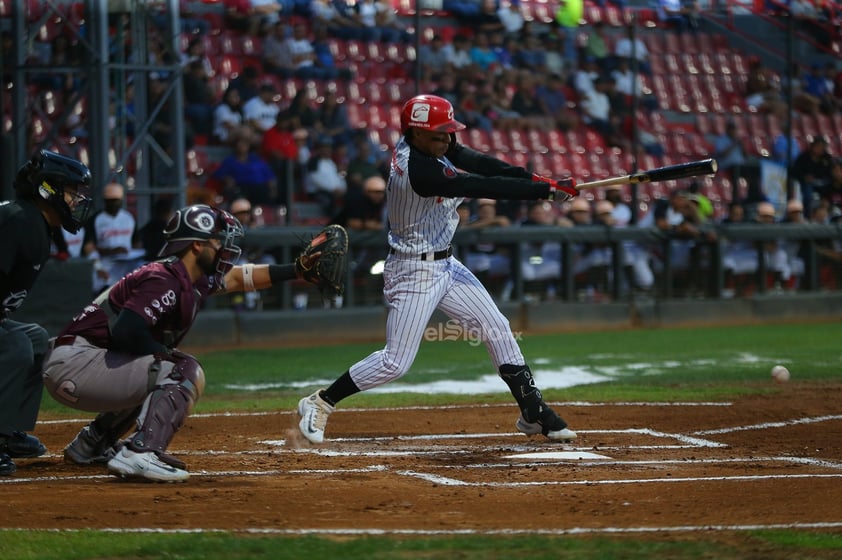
[159,204,244,277]
[14,149,93,233]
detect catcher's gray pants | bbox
[43,336,176,413]
[0,319,49,434]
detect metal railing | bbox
[239,223,842,309]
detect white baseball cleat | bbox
[107,447,189,482]
[298,390,335,444]
[516,415,578,442]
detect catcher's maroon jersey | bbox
[61,258,218,349]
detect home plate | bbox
[504,451,612,461]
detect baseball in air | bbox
[771,365,790,383]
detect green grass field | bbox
[8,321,842,559]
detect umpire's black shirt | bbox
[0,199,52,316]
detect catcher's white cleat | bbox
[107,447,189,482]
[298,390,335,444]
[516,415,578,442]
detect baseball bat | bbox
[575,158,718,190]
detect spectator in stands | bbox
[712,120,746,182]
[314,90,353,150]
[580,75,626,149]
[554,0,582,65]
[514,33,548,74]
[262,110,303,206]
[84,182,141,295]
[418,34,453,82]
[472,0,506,35]
[455,78,494,131]
[228,65,261,106]
[574,56,600,97]
[223,0,281,36]
[753,200,794,289]
[212,131,278,205]
[213,86,248,146]
[182,59,216,139]
[513,200,564,300]
[744,57,787,119]
[470,32,500,73]
[227,197,277,311]
[535,73,578,132]
[353,0,411,43]
[138,198,175,262]
[243,82,281,135]
[511,73,553,131]
[771,132,800,166]
[498,0,525,37]
[305,136,347,218]
[312,26,354,80]
[477,74,526,132]
[458,199,513,287]
[803,62,839,115]
[818,158,842,213]
[614,24,651,75]
[656,0,699,33]
[346,141,383,193]
[446,35,474,72]
[337,174,387,231]
[311,0,368,40]
[792,136,834,217]
[284,22,340,80]
[584,22,611,71]
[649,189,716,295]
[611,57,658,113]
[263,20,294,77]
[180,37,214,77]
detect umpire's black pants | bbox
[0,319,49,435]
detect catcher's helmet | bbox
[14,149,93,233]
[400,94,466,134]
[159,204,244,277]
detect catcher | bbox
[42,204,347,482]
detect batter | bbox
[298,94,580,444]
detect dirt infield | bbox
[2,384,842,536]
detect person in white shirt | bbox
[213,87,247,146]
[83,182,141,295]
[305,136,347,218]
[613,29,650,75]
[242,83,280,134]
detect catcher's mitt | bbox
[295,224,349,300]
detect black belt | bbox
[52,334,77,348]
[390,246,453,261]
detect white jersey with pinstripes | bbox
[386,137,461,254]
[347,135,544,391]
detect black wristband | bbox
[269,263,297,284]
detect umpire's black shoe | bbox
[0,431,47,458]
[0,452,15,475]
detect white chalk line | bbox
[694,414,842,436]
[34,401,732,426]
[397,471,842,487]
[2,522,840,536]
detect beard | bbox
[197,247,219,277]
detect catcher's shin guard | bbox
[499,364,545,423]
[127,354,205,459]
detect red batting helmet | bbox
[400,94,466,134]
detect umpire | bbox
[0,150,93,475]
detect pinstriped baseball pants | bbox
[348,255,524,391]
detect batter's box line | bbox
[273,428,726,449]
[692,414,842,436]
[395,471,842,487]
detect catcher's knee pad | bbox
[129,355,205,455]
[499,364,544,423]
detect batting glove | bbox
[533,174,578,202]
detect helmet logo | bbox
[39,180,57,196]
[411,103,430,124]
